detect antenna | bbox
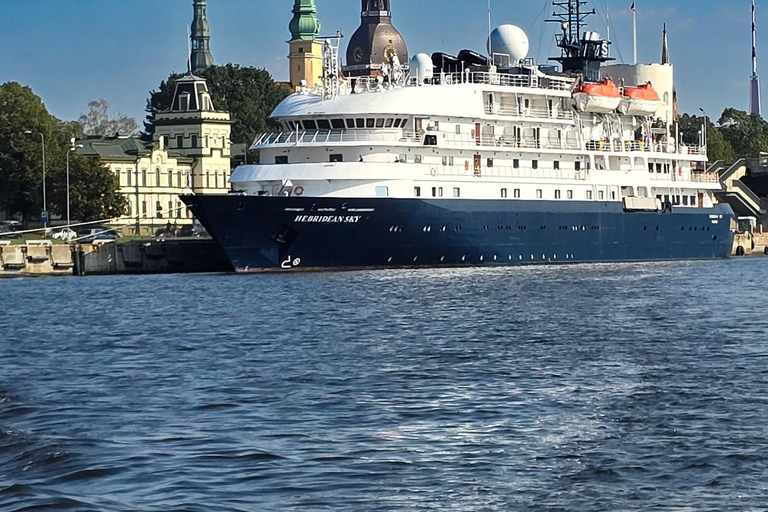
[752,0,762,115]
[632,1,637,65]
[187,24,192,74]
[488,0,492,58]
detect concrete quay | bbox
[0,239,232,277]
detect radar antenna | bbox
[547,0,613,81]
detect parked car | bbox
[76,226,118,243]
[0,222,21,239]
[52,228,77,242]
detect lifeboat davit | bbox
[619,82,661,116]
[572,79,621,113]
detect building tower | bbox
[751,0,762,116]
[288,0,323,89]
[661,23,670,64]
[343,0,408,77]
[191,0,215,74]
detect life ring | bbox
[430,168,437,177]
[294,186,304,196]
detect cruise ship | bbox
[183,0,733,272]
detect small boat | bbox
[619,82,661,116]
[572,79,621,113]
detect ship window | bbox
[432,187,438,197]
[575,161,581,171]
[356,118,365,128]
[376,118,385,128]
[555,190,561,199]
[375,186,389,197]
[385,118,394,128]
[287,121,295,130]
[612,190,617,200]
[649,162,654,173]
[536,189,543,199]
[567,190,573,199]
[453,187,460,197]
[331,119,345,129]
[513,159,520,169]
[554,160,560,170]
[487,158,494,168]
[599,190,605,200]
[532,160,539,169]
[414,186,421,197]
[691,195,696,206]
[501,188,508,198]
[455,124,461,134]
[683,195,689,206]
[424,135,437,146]
[303,120,317,130]
[401,118,408,128]
[346,119,355,128]
[438,187,443,197]
[399,154,407,163]
[317,119,331,130]
[330,154,343,162]
[587,190,593,200]
[414,155,422,163]
[514,189,521,198]
[393,119,402,128]
[366,118,375,128]
[275,156,288,164]
[656,163,662,173]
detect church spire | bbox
[191,0,214,74]
[289,0,321,42]
[661,23,670,64]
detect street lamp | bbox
[66,141,84,229]
[24,130,46,228]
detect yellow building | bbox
[288,0,323,89]
[78,74,232,236]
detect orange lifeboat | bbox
[619,82,661,116]
[572,79,622,113]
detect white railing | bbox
[425,164,587,181]
[436,71,574,91]
[485,104,574,120]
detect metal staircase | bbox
[714,159,765,217]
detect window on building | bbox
[513,188,521,198]
[453,187,460,197]
[414,186,421,197]
[532,160,539,169]
[155,168,160,185]
[501,188,508,198]
[275,155,288,164]
[141,170,147,186]
[162,136,169,148]
[126,200,132,217]
[167,169,173,186]
[214,173,219,189]
[168,201,174,218]
[156,201,163,219]
[536,189,543,198]
[177,135,184,148]
[177,171,183,188]
[330,154,343,162]
[206,171,211,188]
[191,135,198,148]
[126,170,132,187]
[205,135,209,148]
[375,186,389,197]
[141,201,147,215]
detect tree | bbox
[144,64,291,146]
[0,82,125,224]
[717,108,768,159]
[675,113,735,164]
[78,99,138,136]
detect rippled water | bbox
[1,260,768,511]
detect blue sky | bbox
[0,0,759,125]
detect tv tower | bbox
[751,0,762,115]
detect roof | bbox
[75,136,191,163]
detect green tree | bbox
[717,108,768,159]
[144,64,291,145]
[0,82,125,224]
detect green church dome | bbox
[289,0,321,41]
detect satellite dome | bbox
[410,53,434,82]
[488,24,530,63]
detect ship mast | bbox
[547,0,612,81]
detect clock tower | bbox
[343,0,408,78]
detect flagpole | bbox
[632,2,638,65]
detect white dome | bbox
[410,53,434,81]
[488,24,530,63]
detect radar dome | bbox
[488,24,530,63]
[410,53,434,82]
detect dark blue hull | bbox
[182,195,734,272]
